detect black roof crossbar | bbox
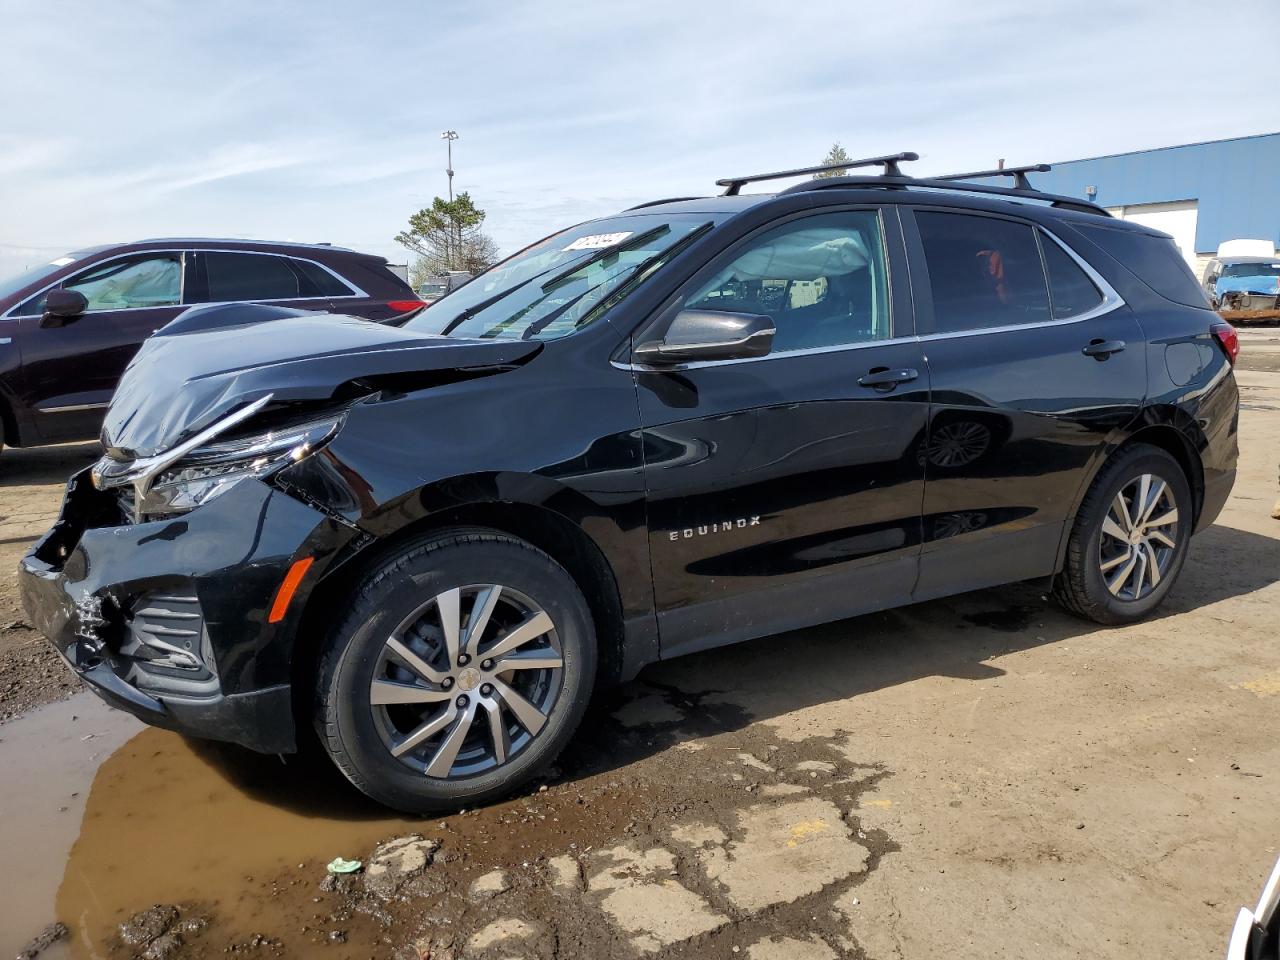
[780,173,1111,217]
[935,163,1052,191]
[716,152,919,196]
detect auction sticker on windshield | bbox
[564,232,633,251]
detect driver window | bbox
[684,211,890,353]
[915,211,1050,333]
[53,255,182,313]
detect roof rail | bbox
[779,174,1111,217]
[624,196,707,211]
[716,152,919,196]
[935,163,1052,191]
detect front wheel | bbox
[315,529,596,813]
[1055,444,1193,625]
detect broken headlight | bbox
[138,416,342,516]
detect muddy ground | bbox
[1,357,1278,960]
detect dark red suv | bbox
[0,238,423,452]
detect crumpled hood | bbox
[103,305,541,458]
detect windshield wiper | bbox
[539,224,672,292]
[521,221,715,341]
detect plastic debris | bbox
[326,857,362,874]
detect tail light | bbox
[1211,321,1239,366]
[387,299,426,313]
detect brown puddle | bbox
[0,694,141,958]
[2,667,891,959]
[2,683,714,959]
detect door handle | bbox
[1082,339,1125,359]
[857,367,919,390]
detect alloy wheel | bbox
[369,585,564,778]
[1098,473,1180,601]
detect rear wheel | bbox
[1055,443,1193,624]
[315,529,596,812]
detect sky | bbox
[1,0,1277,279]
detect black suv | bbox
[19,154,1239,812]
[0,238,423,452]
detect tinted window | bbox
[685,210,890,352]
[1071,223,1208,308]
[203,253,302,301]
[916,212,1049,333]
[17,254,181,315]
[1041,235,1103,318]
[291,258,355,297]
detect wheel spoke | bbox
[370,679,453,705]
[1144,508,1179,529]
[425,702,476,777]
[464,586,502,658]
[1131,549,1149,598]
[1101,514,1128,543]
[390,703,456,758]
[1139,477,1167,525]
[1143,541,1162,588]
[1148,528,1177,550]
[1100,549,1131,573]
[492,650,564,673]
[491,679,548,735]
[1106,552,1138,596]
[480,697,510,765]
[1111,493,1135,535]
[436,588,462,669]
[483,611,554,661]
[386,636,448,685]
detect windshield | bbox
[408,213,720,340]
[1222,261,1280,279]
[0,257,74,303]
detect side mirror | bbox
[41,289,89,328]
[633,309,774,366]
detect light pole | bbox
[441,130,458,202]
[440,130,459,268]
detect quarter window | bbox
[16,254,181,315]
[684,211,891,352]
[202,253,303,301]
[915,211,1050,333]
[1041,234,1103,318]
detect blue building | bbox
[1030,132,1280,280]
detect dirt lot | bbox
[1,362,1278,960]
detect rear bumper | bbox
[19,469,347,753]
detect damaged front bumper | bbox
[18,468,348,753]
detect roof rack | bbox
[934,163,1052,191]
[716,152,919,196]
[779,173,1110,217]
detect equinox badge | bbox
[669,517,761,541]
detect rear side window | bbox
[915,211,1049,333]
[1071,223,1208,308]
[291,258,355,297]
[1041,236,1103,319]
[202,253,302,301]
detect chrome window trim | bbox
[612,225,1126,371]
[37,401,110,414]
[3,248,363,319]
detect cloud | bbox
[0,0,1277,280]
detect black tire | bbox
[1055,443,1194,624]
[315,527,596,813]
